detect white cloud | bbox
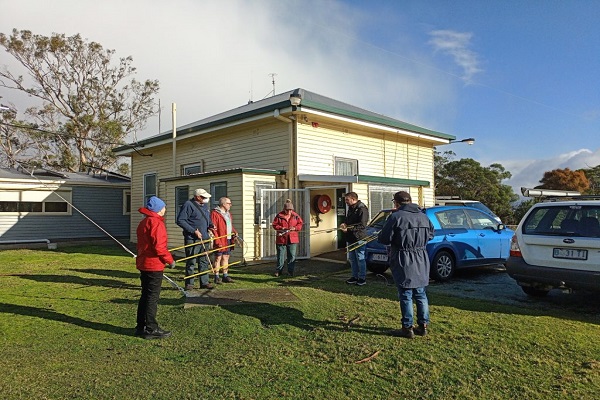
[428,30,482,83]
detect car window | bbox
[435,209,469,229]
[464,209,498,229]
[523,205,600,237]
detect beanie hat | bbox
[146,196,166,212]
[284,199,294,210]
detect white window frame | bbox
[334,157,358,176]
[123,190,131,215]
[181,162,204,176]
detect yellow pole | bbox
[174,244,235,264]
[168,234,229,252]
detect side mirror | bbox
[497,223,506,231]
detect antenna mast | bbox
[269,72,277,96]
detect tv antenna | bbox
[269,72,277,96]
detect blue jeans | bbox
[347,242,366,280]
[184,238,210,286]
[276,244,297,273]
[399,287,430,328]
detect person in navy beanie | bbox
[135,196,175,339]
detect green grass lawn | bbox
[0,244,598,399]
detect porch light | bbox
[290,93,302,106]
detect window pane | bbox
[144,174,157,203]
[0,202,19,212]
[210,182,227,208]
[44,202,68,212]
[19,202,43,212]
[175,186,189,221]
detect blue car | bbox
[365,205,513,281]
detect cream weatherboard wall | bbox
[296,121,435,206]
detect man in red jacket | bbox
[272,199,303,277]
[135,196,175,339]
[210,197,237,284]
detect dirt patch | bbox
[185,288,300,308]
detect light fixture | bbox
[0,104,11,111]
[438,137,475,146]
[289,93,302,107]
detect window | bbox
[0,189,71,215]
[335,157,358,176]
[368,185,408,217]
[464,209,498,229]
[175,186,189,221]
[123,190,131,215]
[181,162,203,176]
[210,182,227,208]
[255,181,276,224]
[143,173,157,204]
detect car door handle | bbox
[479,233,485,237]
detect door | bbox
[464,208,504,260]
[260,189,309,259]
[336,188,346,249]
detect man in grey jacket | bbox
[378,191,434,338]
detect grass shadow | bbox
[221,301,390,336]
[18,274,139,290]
[0,302,132,336]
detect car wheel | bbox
[521,285,549,297]
[430,250,455,282]
[367,263,389,275]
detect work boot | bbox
[200,283,215,290]
[184,284,194,291]
[222,276,234,283]
[142,328,171,340]
[414,324,428,336]
[388,326,415,339]
[214,276,222,284]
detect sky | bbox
[2,0,599,197]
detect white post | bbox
[172,103,177,176]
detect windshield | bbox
[523,205,600,237]
[368,210,393,229]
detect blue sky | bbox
[2,0,599,195]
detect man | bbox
[340,192,369,286]
[135,196,175,340]
[210,197,237,284]
[378,191,434,339]
[176,188,215,290]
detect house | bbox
[113,88,455,261]
[0,166,131,245]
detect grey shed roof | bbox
[0,167,130,186]
[114,88,455,153]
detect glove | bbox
[167,261,176,269]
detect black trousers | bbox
[136,271,163,331]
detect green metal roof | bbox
[114,88,455,153]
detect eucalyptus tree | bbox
[0,29,159,172]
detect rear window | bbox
[368,210,393,228]
[523,205,600,237]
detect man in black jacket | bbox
[378,191,434,338]
[340,192,369,286]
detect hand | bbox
[290,227,295,231]
[195,230,202,239]
[168,261,176,269]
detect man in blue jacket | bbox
[176,188,215,290]
[378,191,434,338]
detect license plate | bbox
[553,248,588,260]
[371,253,388,262]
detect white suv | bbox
[506,198,600,296]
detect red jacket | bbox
[136,207,174,272]
[272,210,304,245]
[210,208,237,249]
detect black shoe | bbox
[142,328,171,340]
[356,278,366,286]
[288,271,294,277]
[346,277,358,284]
[414,324,428,336]
[200,283,215,290]
[388,327,415,339]
[134,327,145,337]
